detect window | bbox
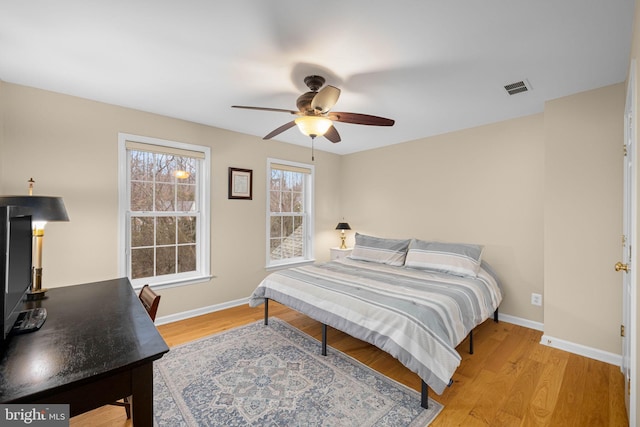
[266,158,314,268]
[118,133,210,289]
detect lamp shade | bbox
[295,116,333,137]
[335,222,351,231]
[0,196,69,222]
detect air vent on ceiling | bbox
[504,79,531,96]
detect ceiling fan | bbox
[232,75,395,144]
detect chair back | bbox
[139,284,160,322]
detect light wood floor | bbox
[70,302,628,426]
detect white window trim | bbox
[118,132,211,290]
[265,158,315,269]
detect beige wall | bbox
[341,114,545,322]
[0,82,342,317]
[544,84,624,354]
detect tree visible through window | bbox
[267,159,314,266]
[119,134,210,288]
[129,151,198,279]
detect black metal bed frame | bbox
[262,297,499,409]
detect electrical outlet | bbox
[531,293,542,306]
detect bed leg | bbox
[421,380,429,409]
[264,298,269,326]
[494,307,499,323]
[321,324,327,356]
[469,329,474,355]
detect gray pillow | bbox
[405,240,483,277]
[349,233,411,267]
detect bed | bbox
[249,234,503,408]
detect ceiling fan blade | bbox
[232,105,299,115]
[263,121,297,140]
[324,125,341,143]
[311,85,341,113]
[328,112,395,126]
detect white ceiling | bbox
[0,1,635,155]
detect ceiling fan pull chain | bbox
[311,136,315,161]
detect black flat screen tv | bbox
[0,205,33,349]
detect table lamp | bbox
[0,193,69,300]
[335,222,351,249]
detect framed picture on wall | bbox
[228,167,253,200]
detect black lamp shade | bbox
[335,222,351,231]
[0,196,69,222]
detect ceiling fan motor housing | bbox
[304,75,325,91]
[297,75,326,113]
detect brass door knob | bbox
[615,261,630,272]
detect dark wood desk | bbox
[0,278,169,426]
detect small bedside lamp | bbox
[335,222,351,249]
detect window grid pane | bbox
[131,248,153,279]
[178,245,196,272]
[156,246,176,276]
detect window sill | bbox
[130,274,214,291]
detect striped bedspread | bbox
[249,257,502,394]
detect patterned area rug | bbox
[153,318,443,426]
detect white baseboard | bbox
[154,297,250,326]
[540,334,622,366]
[497,314,621,366]
[498,313,544,331]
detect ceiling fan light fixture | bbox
[295,116,333,138]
